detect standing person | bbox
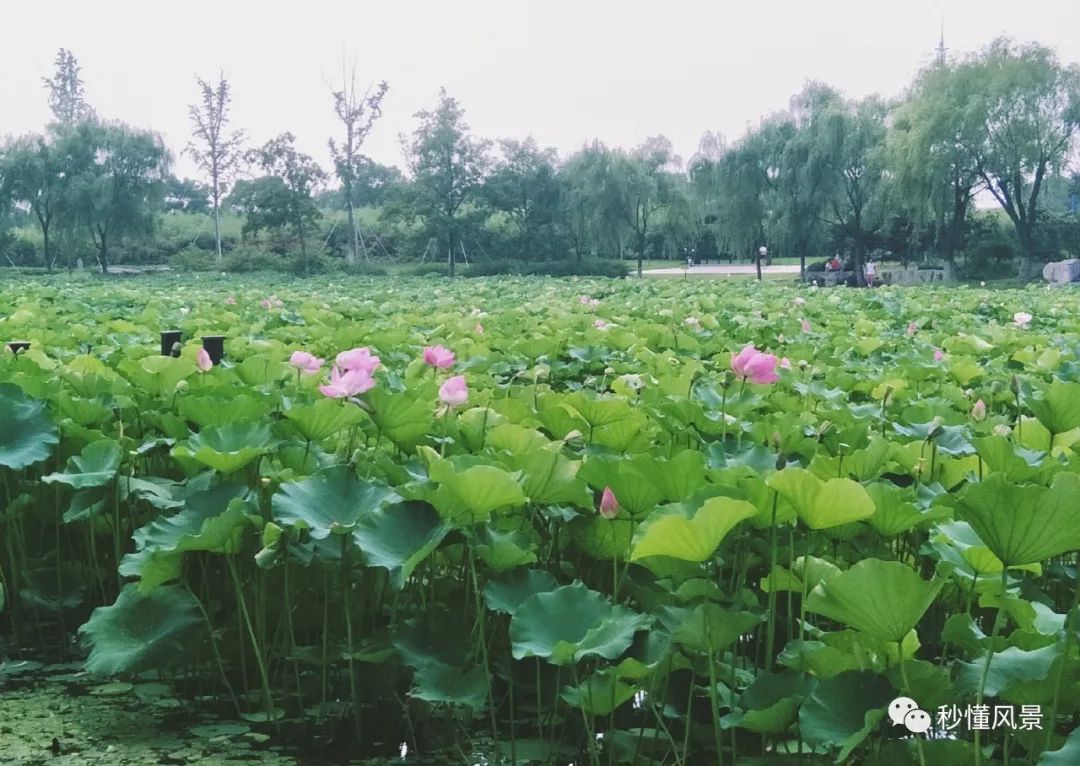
[829,254,842,272]
[864,257,877,287]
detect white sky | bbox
[3,0,1080,179]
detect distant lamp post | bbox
[756,246,767,281]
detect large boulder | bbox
[1042,259,1080,284]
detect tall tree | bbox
[43,49,92,126]
[953,38,1080,279]
[329,65,388,265]
[824,97,893,286]
[186,73,245,261]
[772,83,844,278]
[244,133,326,275]
[403,89,490,276]
[0,132,69,271]
[65,121,170,273]
[483,138,565,260]
[890,63,980,281]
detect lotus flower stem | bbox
[467,548,499,757]
[703,611,726,766]
[186,584,242,716]
[226,555,274,715]
[1043,564,1080,753]
[765,490,780,673]
[340,535,362,740]
[974,568,1010,766]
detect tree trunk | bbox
[1016,228,1038,281]
[852,246,865,287]
[213,202,223,262]
[797,239,807,281]
[447,231,456,278]
[755,248,762,281]
[43,228,52,274]
[98,233,109,275]
[346,181,358,266]
[298,220,309,277]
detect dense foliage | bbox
[2,274,1079,763]
[2,40,1080,279]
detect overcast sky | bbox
[3,0,1080,179]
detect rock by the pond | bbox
[1042,258,1080,284]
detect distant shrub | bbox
[170,246,218,271]
[405,262,454,277]
[222,246,289,273]
[463,259,629,278]
[330,260,389,277]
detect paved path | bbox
[642,264,801,276]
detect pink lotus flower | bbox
[971,399,987,422]
[780,357,792,370]
[684,316,701,328]
[800,318,812,333]
[906,322,918,336]
[730,345,779,385]
[319,366,375,398]
[260,299,272,310]
[439,375,468,407]
[336,347,380,376]
[423,345,455,369]
[599,486,619,519]
[933,348,944,361]
[594,319,608,330]
[474,323,484,334]
[793,297,806,306]
[225,295,237,305]
[196,348,213,373]
[1013,312,1032,329]
[289,350,323,375]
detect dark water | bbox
[0,660,501,766]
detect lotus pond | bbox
[1,273,1079,765]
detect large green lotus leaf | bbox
[798,671,892,760]
[865,482,950,537]
[1040,724,1080,765]
[120,483,252,591]
[485,423,551,454]
[43,439,121,489]
[720,671,812,734]
[233,355,287,386]
[118,356,192,398]
[954,472,1080,566]
[0,383,59,469]
[284,398,367,443]
[563,393,649,452]
[473,524,538,570]
[365,386,433,449]
[351,500,449,588]
[561,669,638,716]
[272,465,400,538]
[407,661,488,713]
[172,422,274,475]
[178,394,273,429]
[483,568,559,615]
[806,559,942,643]
[809,436,895,482]
[652,449,707,502]
[578,455,663,517]
[760,556,842,594]
[671,604,762,653]
[630,496,756,562]
[955,643,1061,697]
[428,459,526,525]
[455,407,507,452]
[79,584,201,674]
[1025,380,1080,436]
[973,436,1046,483]
[777,640,862,679]
[568,515,634,562]
[767,468,875,530]
[500,446,591,507]
[510,582,649,665]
